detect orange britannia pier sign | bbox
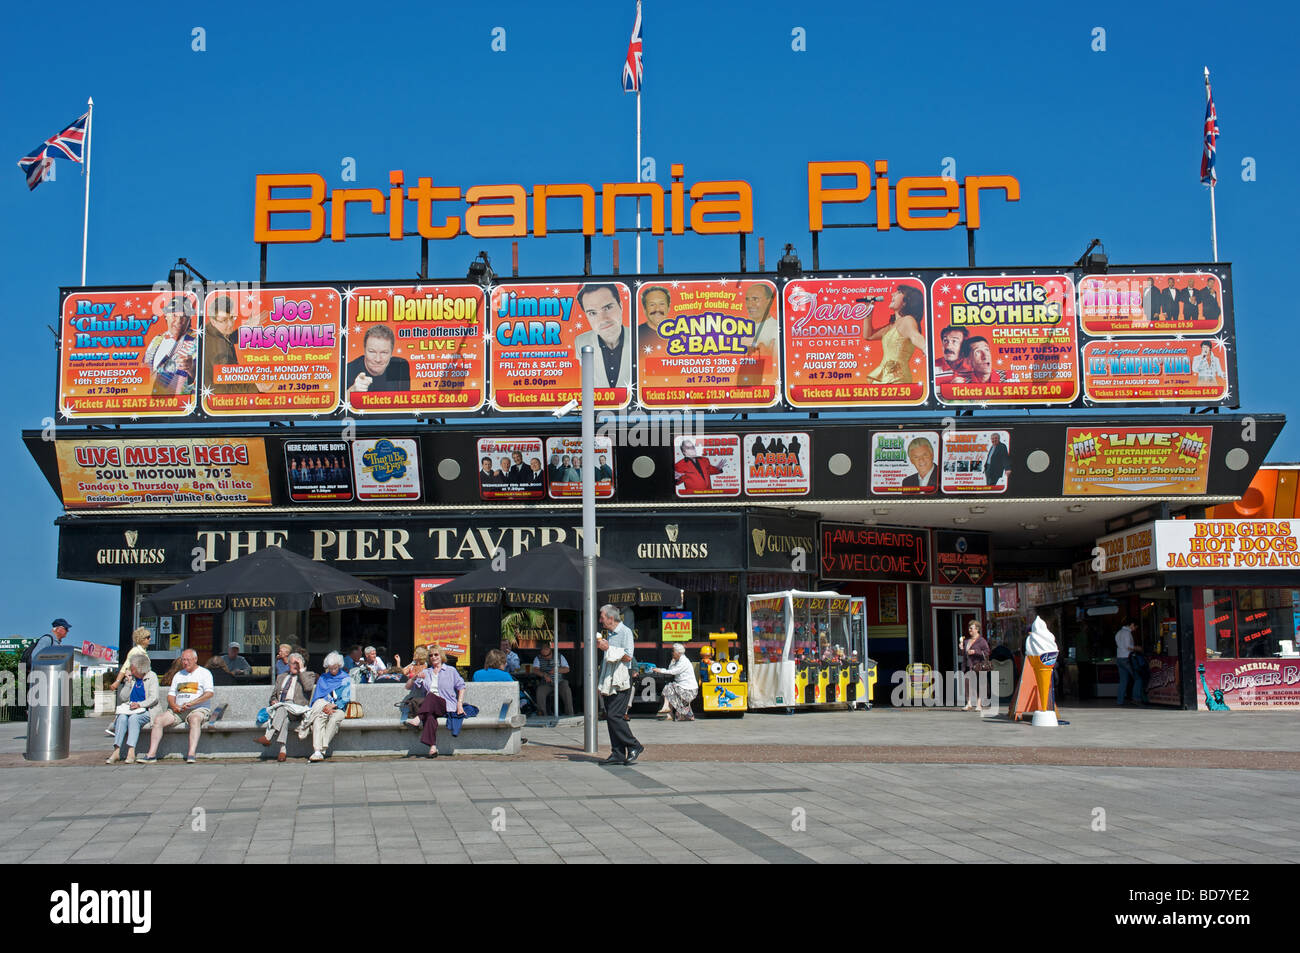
[252,162,1020,243]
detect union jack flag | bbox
[1200,85,1219,186]
[621,1,643,92]
[17,111,88,191]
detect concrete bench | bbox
[148,681,524,760]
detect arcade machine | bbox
[699,632,747,716]
[745,591,871,710]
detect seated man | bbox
[297,652,352,762]
[225,642,252,677]
[272,643,293,677]
[498,640,521,675]
[533,644,574,716]
[342,644,364,673]
[142,649,213,764]
[357,645,387,682]
[256,652,316,762]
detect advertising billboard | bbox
[636,279,780,409]
[343,284,486,413]
[931,274,1078,406]
[58,290,199,419]
[1082,339,1230,403]
[201,287,341,416]
[488,281,632,412]
[57,437,271,509]
[1078,272,1224,337]
[782,277,928,408]
[1064,426,1213,495]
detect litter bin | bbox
[25,645,76,761]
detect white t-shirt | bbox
[1114,627,1134,659]
[169,666,215,709]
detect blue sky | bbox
[3,0,1297,645]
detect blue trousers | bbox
[113,711,150,748]
[1116,658,1136,704]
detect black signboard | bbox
[746,513,819,571]
[932,530,993,586]
[819,521,931,583]
[58,513,745,580]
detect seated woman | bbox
[108,655,160,764]
[395,647,429,721]
[472,649,516,682]
[110,627,152,692]
[296,652,352,763]
[652,643,699,721]
[404,648,466,758]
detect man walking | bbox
[1114,618,1138,706]
[597,605,642,765]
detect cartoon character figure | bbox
[1198,663,1230,711]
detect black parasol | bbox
[138,546,396,615]
[422,542,682,611]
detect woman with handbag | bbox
[960,620,992,712]
[296,652,353,762]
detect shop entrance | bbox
[932,608,981,704]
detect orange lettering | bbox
[807,160,871,232]
[465,184,527,238]
[253,173,326,243]
[895,176,960,230]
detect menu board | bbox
[59,290,199,418]
[742,432,810,496]
[477,437,545,500]
[673,433,741,497]
[545,436,614,498]
[941,429,1010,494]
[201,287,341,416]
[352,437,421,501]
[285,440,353,501]
[1078,273,1224,336]
[1082,339,1229,403]
[636,279,780,409]
[414,578,471,657]
[344,284,486,413]
[931,274,1078,405]
[1064,426,1212,495]
[782,277,928,408]
[56,437,270,509]
[489,282,632,411]
[870,430,940,495]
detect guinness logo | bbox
[665,524,679,542]
[751,528,767,556]
[124,530,139,548]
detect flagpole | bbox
[637,85,642,273]
[81,99,94,289]
[1204,67,1218,263]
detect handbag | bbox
[344,701,364,719]
[972,658,995,672]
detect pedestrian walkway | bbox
[0,758,1295,864]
